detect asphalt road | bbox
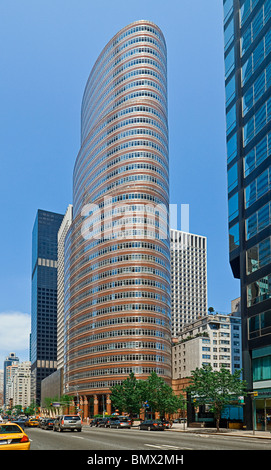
[25,425,271,451]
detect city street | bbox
[25,425,271,451]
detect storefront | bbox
[254,390,271,431]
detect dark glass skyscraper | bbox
[224,0,271,429]
[31,209,63,404]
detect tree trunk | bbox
[216,416,220,432]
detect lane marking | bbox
[144,444,192,450]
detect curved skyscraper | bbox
[64,20,171,416]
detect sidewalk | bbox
[168,423,271,439]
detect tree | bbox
[142,372,185,418]
[186,365,247,431]
[110,373,144,417]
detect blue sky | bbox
[0,0,240,367]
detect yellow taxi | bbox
[26,418,39,427]
[0,423,30,450]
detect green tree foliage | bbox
[143,372,185,418]
[186,365,247,431]
[110,372,184,418]
[110,372,144,417]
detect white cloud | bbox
[0,311,31,366]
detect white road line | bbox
[144,444,192,450]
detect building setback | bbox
[64,20,171,416]
[30,209,64,405]
[170,229,208,338]
[224,0,271,430]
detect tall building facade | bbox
[6,362,31,410]
[64,20,171,416]
[3,352,19,407]
[224,0,271,429]
[31,209,64,404]
[57,204,73,370]
[170,229,208,338]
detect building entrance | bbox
[255,398,271,431]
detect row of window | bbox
[243,62,271,116]
[74,135,168,212]
[76,123,168,194]
[70,302,170,322]
[75,104,168,181]
[83,31,166,109]
[68,341,166,361]
[245,165,271,208]
[83,77,166,140]
[242,28,271,86]
[228,166,271,222]
[247,235,271,274]
[241,0,271,57]
[82,39,166,123]
[69,366,167,380]
[244,130,271,177]
[249,309,271,339]
[71,279,169,305]
[70,289,168,310]
[70,316,167,337]
[70,265,170,295]
[70,329,168,349]
[67,354,167,371]
[247,273,271,306]
[246,200,271,239]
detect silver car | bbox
[53,415,82,432]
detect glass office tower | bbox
[31,209,64,404]
[64,20,171,416]
[224,0,271,429]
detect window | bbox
[228,192,238,221]
[227,162,238,192]
[227,133,237,163]
[247,237,271,274]
[245,167,271,208]
[246,202,271,239]
[225,75,236,106]
[226,104,236,134]
[229,223,239,252]
[225,47,235,80]
[247,274,271,306]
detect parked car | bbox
[116,416,132,428]
[53,415,82,432]
[97,417,110,427]
[90,418,104,427]
[105,417,121,428]
[161,420,171,429]
[0,423,30,450]
[139,419,164,431]
[41,418,56,430]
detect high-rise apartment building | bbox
[6,362,31,410]
[223,0,271,429]
[3,352,19,407]
[31,209,64,404]
[64,20,171,417]
[170,229,208,337]
[57,204,73,370]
